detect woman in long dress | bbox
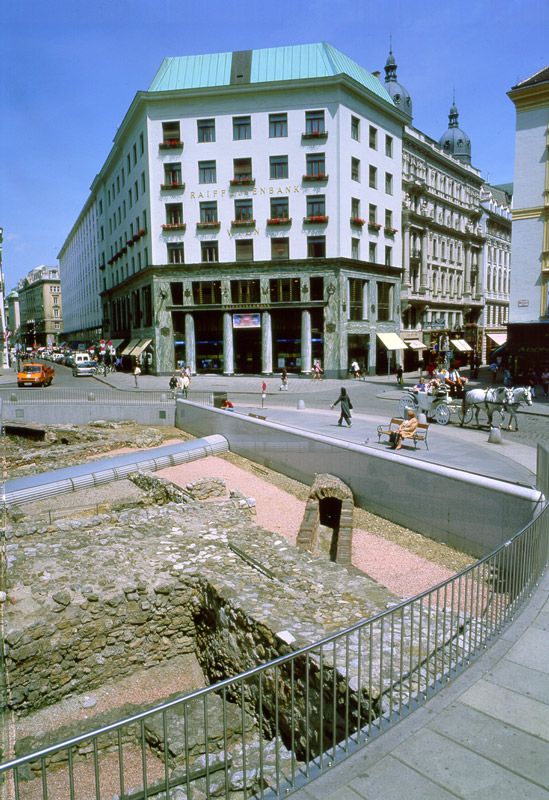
[331,387,353,427]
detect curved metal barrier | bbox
[3,435,228,506]
[1,493,547,798]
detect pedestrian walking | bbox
[312,360,323,381]
[182,373,190,398]
[396,365,404,386]
[279,368,288,391]
[134,364,141,388]
[169,372,177,398]
[331,387,353,427]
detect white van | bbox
[73,352,91,365]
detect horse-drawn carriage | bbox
[399,385,532,428]
[398,386,470,425]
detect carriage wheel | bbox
[457,406,473,425]
[434,403,450,425]
[398,395,416,419]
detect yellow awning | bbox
[487,333,507,346]
[451,338,473,352]
[121,338,140,355]
[376,332,409,350]
[406,339,426,350]
[130,338,152,357]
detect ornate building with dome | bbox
[384,50,488,371]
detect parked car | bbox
[72,360,97,377]
[17,363,55,387]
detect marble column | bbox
[464,244,472,295]
[362,281,369,320]
[301,309,312,374]
[419,232,429,292]
[261,311,272,374]
[402,223,411,286]
[223,312,234,375]
[185,313,196,374]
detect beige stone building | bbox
[17,266,63,349]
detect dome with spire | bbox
[438,100,471,164]
[383,47,412,120]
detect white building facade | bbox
[479,184,512,362]
[59,44,408,376]
[507,66,549,373]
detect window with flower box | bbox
[305,153,325,179]
[163,163,182,188]
[199,161,216,184]
[304,110,326,137]
[167,243,184,264]
[270,155,288,179]
[163,203,184,230]
[232,158,253,184]
[197,119,215,143]
[270,278,300,303]
[200,201,218,223]
[233,199,254,225]
[269,113,288,138]
[271,237,290,260]
[235,239,254,262]
[306,195,325,218]
[307,235,326,258]
[270,198,289,221]
[201,242,219,263]
[161,121,182,149]
[192,281,222,305]
[233,116,251,140]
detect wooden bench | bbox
[377,418,429,450]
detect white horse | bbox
[461,386,514,428]
[503,386,533,431]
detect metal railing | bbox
[1,497,547,799]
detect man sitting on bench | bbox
[392,409,418,450]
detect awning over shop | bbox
[406,339,427,350]
[121,338,140,355]
[130,338,152,357]
[376,332,409,350]
[107,338,125,350]
[486,333,507,346]
[451,339,473,352]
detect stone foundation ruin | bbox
[296,473,354,565]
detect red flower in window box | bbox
[303,215,329,224]
[267,217,292,225]
[230,177,255,186]
[351,217,366,226]
[368,222,382,231]
[384,227,398,235]
[162,223,186,231]
[231,219,256,226]
[196,221,221,229]
[303,173,328,182]
[138,229,146,237]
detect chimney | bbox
[372,70,381,80]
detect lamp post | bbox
[0,228,9,369]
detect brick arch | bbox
[297,473,354,566]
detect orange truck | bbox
[17,363,55,387]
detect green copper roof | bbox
[148,43,394,106]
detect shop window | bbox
[271,237,290,260]
[270,277,300,302]
[231,280,260,303]
[310,276,324,301]
[192,281,222,305]
[377,282,392,321]
[349,278,366,320]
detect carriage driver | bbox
[445,363,468,398]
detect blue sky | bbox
[1,0,547,292]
